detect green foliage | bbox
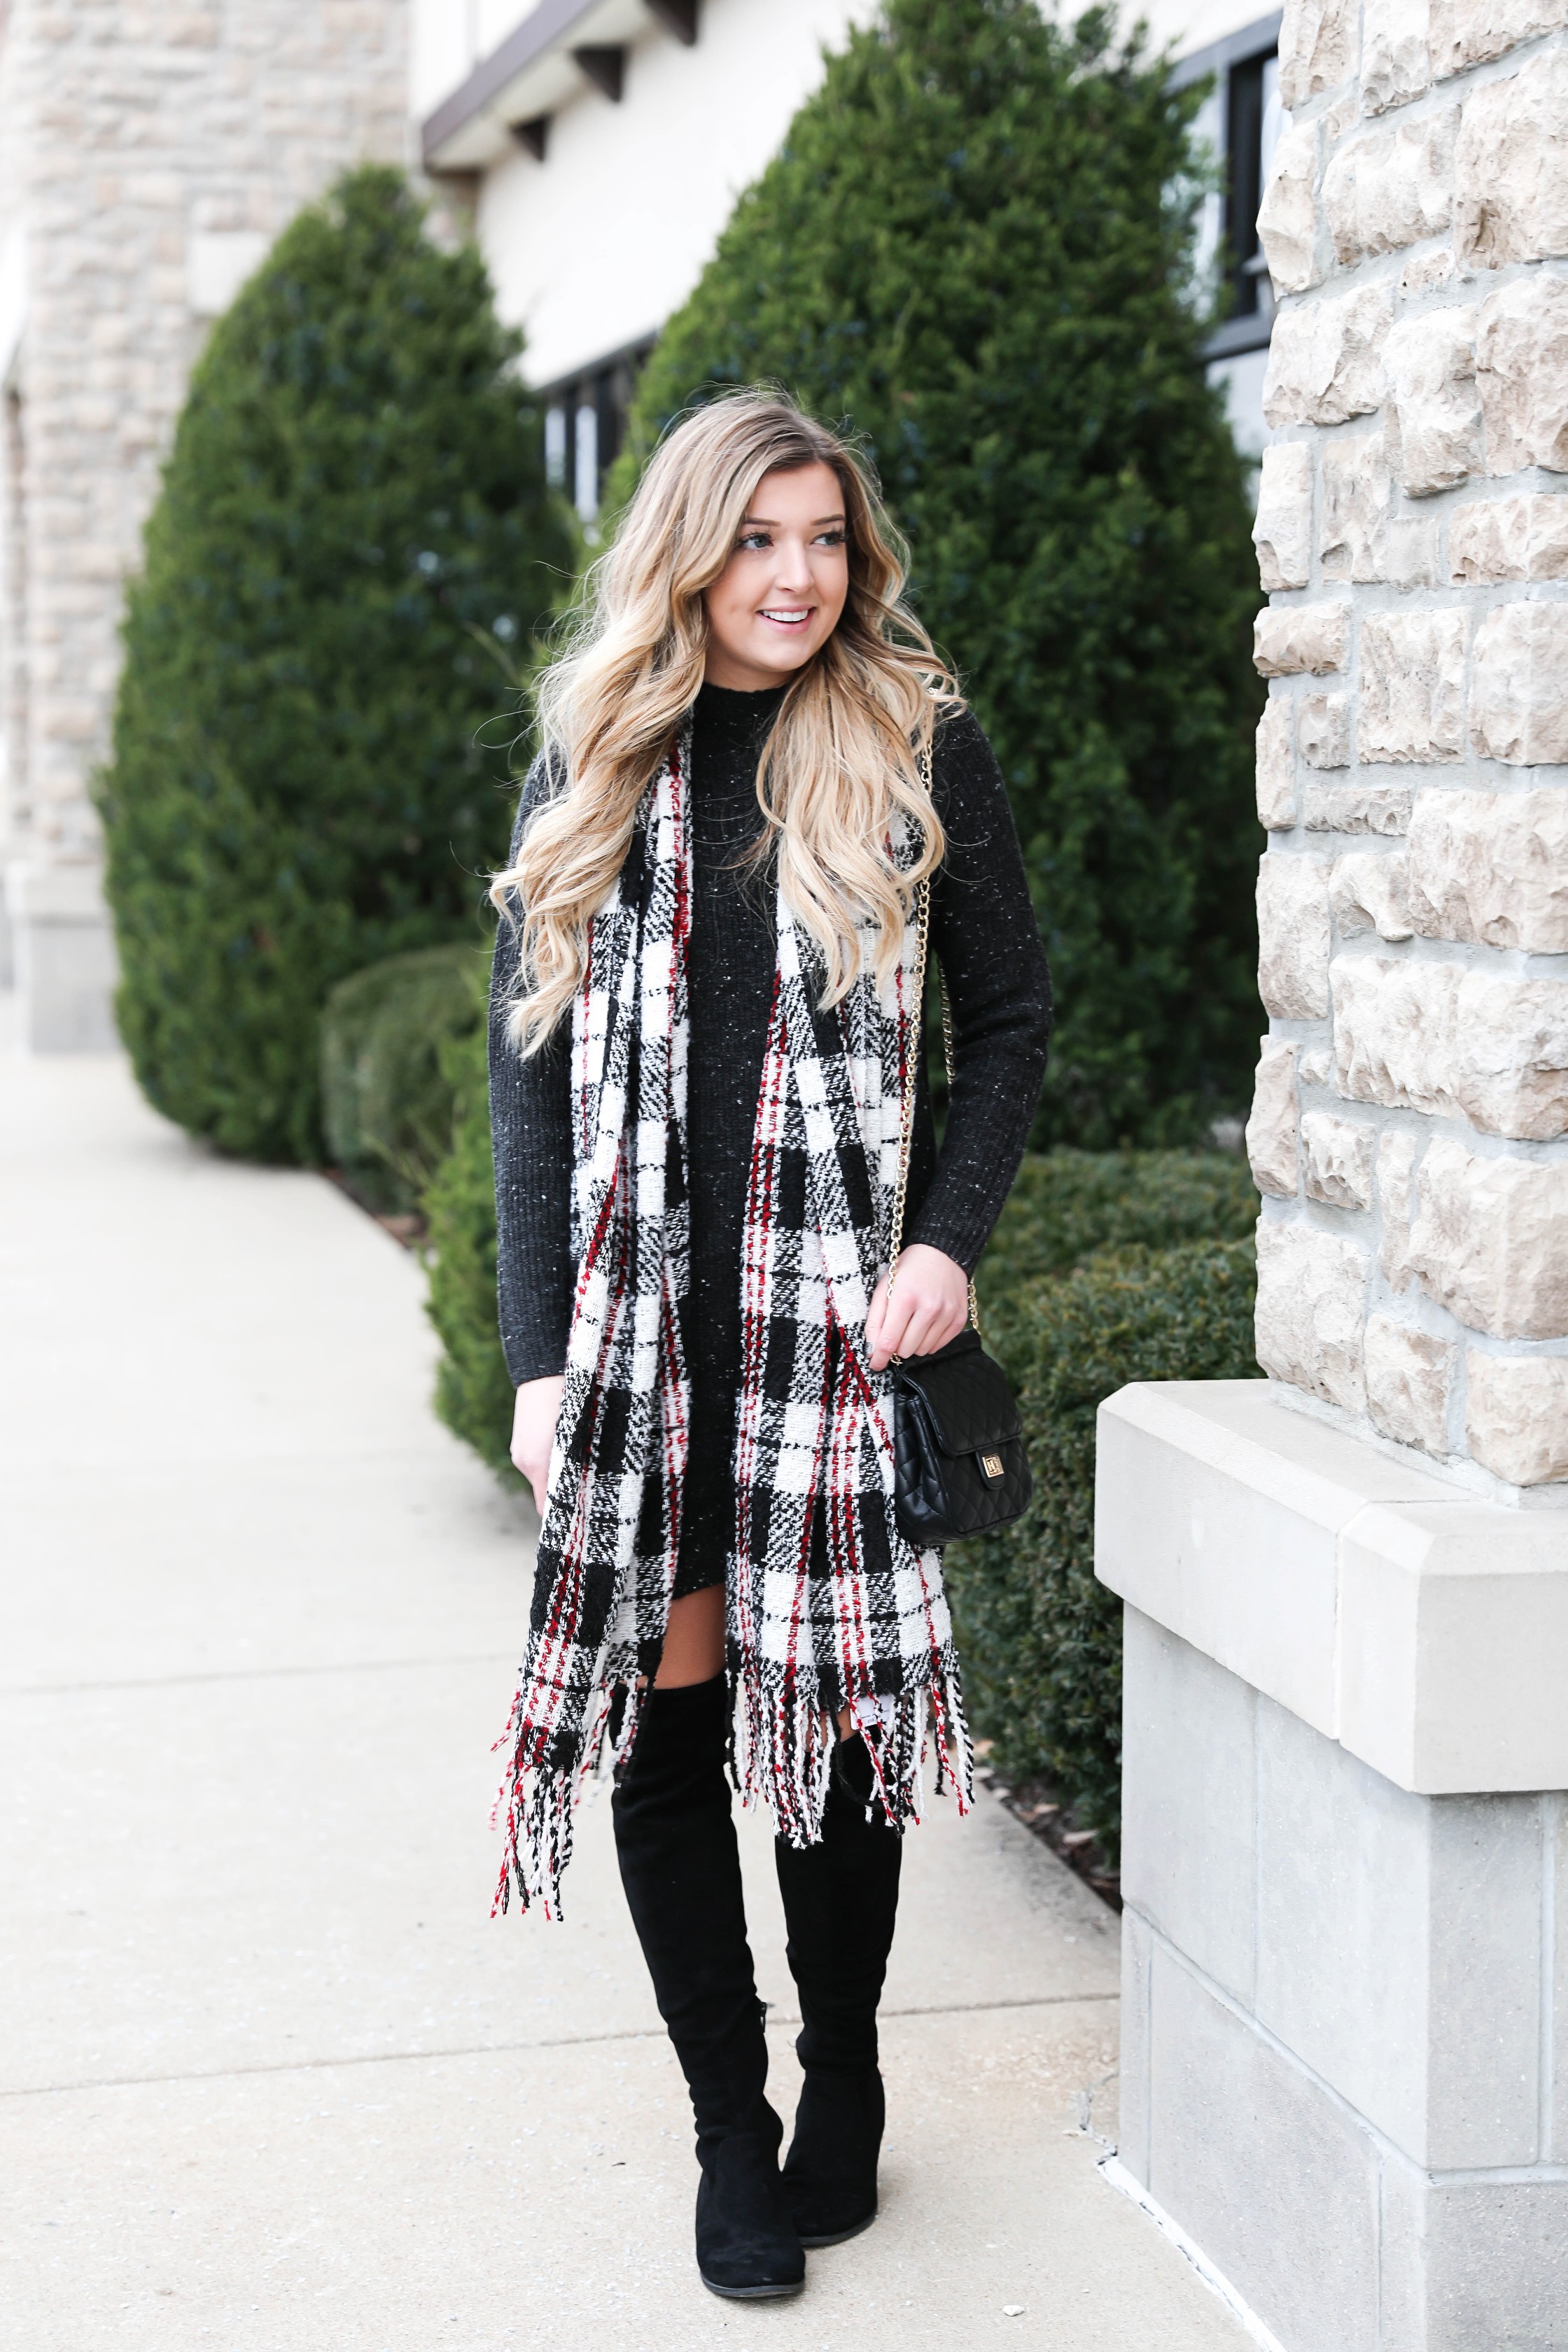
[319,942,489,1214]
[946,1238,1261,1856]
[612,0,1264,1149]
[422,1022,520,1482]
[979,1146,1259,1302]
[99,164,573,1163]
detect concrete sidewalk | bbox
[0,1010,1249,2352]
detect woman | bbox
[489,391,1050,2301]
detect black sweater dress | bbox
[489,683,1052,1596]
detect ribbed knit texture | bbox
[489,685,1051,1591]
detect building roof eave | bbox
[421,0,650,173]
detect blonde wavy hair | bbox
[493,388,958,1055]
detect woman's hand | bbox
[511,1373,566,1514]
[865,1244,969,1372]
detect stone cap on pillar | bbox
[1096,1380,1568,1797]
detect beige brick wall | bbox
[1246,0,1568,1488]
[0,0,407,869]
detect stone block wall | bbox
[1246,0,1568,1490]
[0,1,407,909]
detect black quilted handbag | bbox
[891,1326,1032,1545]
[884,875,1033,1548]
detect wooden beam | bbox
[510,114,550,160]
[645,0,699,42]
[573,44,625,102]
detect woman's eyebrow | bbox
[739,511,847,528]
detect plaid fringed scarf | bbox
[493,732,972,1917]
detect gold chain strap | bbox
[884,869,982,1345]
[884,872,929,1320]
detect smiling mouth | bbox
[759,608,812,624]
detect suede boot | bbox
[773,1731,902,2247]
[612,1674,804,2301]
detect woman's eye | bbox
[814,528,847,548]
[738,531,771,552]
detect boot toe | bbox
[695,2130,806,2299]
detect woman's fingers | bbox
[517,1448,550,1505]
[511,1373,566,1517]
[887,1297,922,1358]
[870,1245,969,1365]
[870,1283,913,1368]
[864,1271,889,1356]
[903,1300,941,1359]
[509,1443,549,1513]
[878,1285,932,1363]
[868,1250,969,1367]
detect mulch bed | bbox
[323,1166,426,1250]
[974,1744,1121,1912]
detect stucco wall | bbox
[433,0,875,388]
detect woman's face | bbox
[701,461,850,692]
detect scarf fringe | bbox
[489,1671,651,1919]
[732,1656,975,1849]
[491,1651,974,1914]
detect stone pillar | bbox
[1098,2,1568,2343]
[0,0,407,1051]
[0,382,26,991]
[4,860,118,1049]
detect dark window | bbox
[540,338,655,526]
[1224,48,1279,324]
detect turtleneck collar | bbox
[693,678,788,741]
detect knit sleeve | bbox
[489,752,574,1387]
[903,704,1053,1273]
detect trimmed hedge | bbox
[320,943,488,1215]
[978,1147,1259,1302]
[422,1021,519,1482]
[99,164,572,1164]
[610,0,1265,1149]
[944,1239,1260,1857]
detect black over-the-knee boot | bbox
[611,1674,804,2300]
[773,1731,902,2246]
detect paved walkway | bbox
[0,1007,1248,2351]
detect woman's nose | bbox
[769,538,811,591]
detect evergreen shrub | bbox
[99,165,572,1163]
[611,0,1265,1147]
[945,1239,1261,1856]
[319,943,488,1214]
[422,1023,519,1481]
[979,1147,1259,1301]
